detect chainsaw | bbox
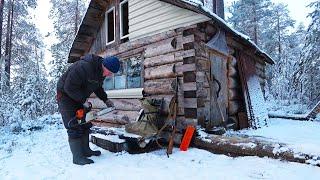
[76,106,115,124]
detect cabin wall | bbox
[88,20,268,130]
[129,0,210,40]
[89,24,205,129]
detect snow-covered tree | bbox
[228,0,273,45]
[293,1,320,105]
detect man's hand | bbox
[104,99,114,107]
[83,101,92,112]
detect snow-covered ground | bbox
[1,115,320,179]
[230,118,320,155]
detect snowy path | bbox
[1,124,319,179]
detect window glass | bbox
[104,76,114,90]
[120,1,129,38]
[107,9,115,43]
[114,61,126,89]
[127,56,141,88]
[103,56,142,90]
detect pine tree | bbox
[228,0,273,45]
[49,0,88,82]
[294,1,320,105]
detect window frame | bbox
[103,55,143,91]
[119,0,129,39]
[105,7,116,45]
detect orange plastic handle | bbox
[180,125,195,151]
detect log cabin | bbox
[68,0,275,133]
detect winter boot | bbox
[82,131,101,157]
[68,137,94,165]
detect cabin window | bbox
[120,0,129,39]
[103,56,142,90]
[106,7,115,44]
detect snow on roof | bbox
[181,0,275,64]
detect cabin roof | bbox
[68,0,275,64]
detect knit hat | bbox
[102,56,120,73]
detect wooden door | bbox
[208,53,228,127]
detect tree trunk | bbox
[4,0,13,87]
[75,0,79,35]
[0,0,4,81]
[216,0,224,19]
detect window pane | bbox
[114,61,126,89]
[104,76,114,90]
[121,1,129,37]
[127,57,141,88]
[107,9,114,43]
[115,75,126,89]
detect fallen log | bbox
[268,112,308,121]
[194,132,320,167]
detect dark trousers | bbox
[57,91,92,139]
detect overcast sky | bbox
[33,0,315,67]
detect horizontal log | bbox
[96,110,140,124]
[144,64,176,80]
[143,49,195,68]
[268,112,308,120]
[145,35,184,58]
[88,98,142,111]
[183,82,197,91]
[144,78,176,95]
[91,121,124,128]
[228,57,237,67]
[176,63,196,74]
[228,66,238,77]
[194,133,320,167]
[197,59,210,71]
[184,98,197,108]
[144,54,176,68]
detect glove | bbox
[83,102,92,112]
[104,99,114,107]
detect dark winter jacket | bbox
[57,54,108,104]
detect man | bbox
[56,54,120,165]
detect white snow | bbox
[1,115,320,179]
[247,76,269,127]
[234,142,257,149]
[231,118,320,156]
[90,133,125,143]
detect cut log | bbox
[228,66,238,77]
[95,110,140,124]
[194,133,320,167]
